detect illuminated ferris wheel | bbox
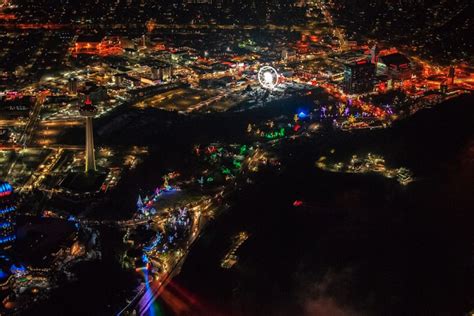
[258,66,279,90]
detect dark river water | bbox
[30,93,473,316]
[157,94,474,316]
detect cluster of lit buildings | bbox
[0,181,15,246]
[0,1,471,313]
[0,177,100,313]
[342,45,414,95]
[72,35,123,57]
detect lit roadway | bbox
[0,119,26,127]
[0,21,331,33]
[3,91,47,179]
[19,91,48,146]
[19,148,63,193]
[77,217,167,229]
[313,0,347,50]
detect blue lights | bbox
[0,222,11,229]
[0,180,16,247]
[144,233,163,252]
[9,264,26,275]
[0,206,15,215]
[297,111,308,119]
[141,269,158,316]
[0,235,16,244]
[0,182,13,197]
[0,255,11,261]
[138,184,180,216]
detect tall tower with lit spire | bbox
[79,96,97,173]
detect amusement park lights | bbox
[258,66,279,90]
